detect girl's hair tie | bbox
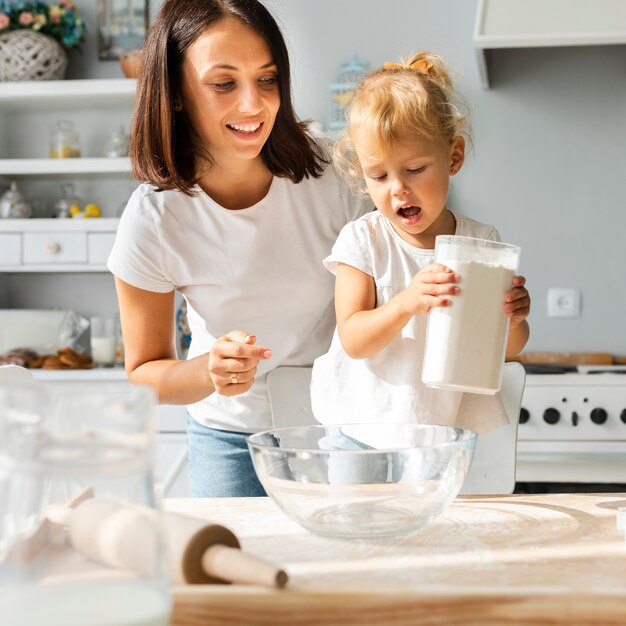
[383,59,433,76]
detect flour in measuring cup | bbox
[422,260,514,394]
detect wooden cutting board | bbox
[166,493,626,626]
[511,352,614,365]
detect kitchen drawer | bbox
[0,233,21,265]
[23,232,87,265]
[88,232,116,265]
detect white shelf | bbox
[474,0,626,88]
[0,218,119,232]
[0,81,131,278]
[31,367,128,382]
[0,157,131,177]
[0,79,136,111]
[0,264,109,273]
[0,80,135,179]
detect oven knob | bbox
[621,409,626,424]
[543,408,560,425]
[590,408,608,425]
[519,408,530,424]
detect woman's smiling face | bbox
[180,17,280,168]
[355,132,464,247]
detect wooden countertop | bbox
[165,493,626,626]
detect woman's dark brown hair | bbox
[131,0,326,194]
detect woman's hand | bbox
[401,263,460,317]
[208,331,272,396]
[504,275,531,327]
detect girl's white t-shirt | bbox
[311,210,510,434]
[108,168,369,432]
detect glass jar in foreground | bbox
[0,383,170,626]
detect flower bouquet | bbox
[0,1,85,49]
[0,1,86,80]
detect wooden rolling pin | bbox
[47,499,288,588]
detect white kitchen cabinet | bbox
[0,218,119,272]
[89,232,118,265]
[1,79,192,497]
[0,234,20,266]
[0,79,134,316]
[155,403,192,498]
[474,0,626,88]
[155,433,192,498]
[24,232,87,265]
[0,78,135,271]
[0,78,136,215]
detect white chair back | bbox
[458,361,525,495]
[267,366,316,430]
[266,362,526,495]
[0,364,35,385]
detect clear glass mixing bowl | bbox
[248,423,476,540]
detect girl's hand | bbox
[208,331,272,396]
[402,263,460,317]
[504,276,531,327]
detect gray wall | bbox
[63,0,626,354]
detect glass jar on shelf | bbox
[53,183,84,219]
[103,126,130,158]
[50,119,81,159]
[0,181,33,219]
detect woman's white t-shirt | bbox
[311,210,509,434]
[108,168,369,432]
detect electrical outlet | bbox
[547,288,581,318]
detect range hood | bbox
[474,0,626,88]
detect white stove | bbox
[517,366,626,484]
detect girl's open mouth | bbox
[398,206,421,219]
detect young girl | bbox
[311,52,531,433]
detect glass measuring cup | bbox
[422,235,521,395]
[0,383,170,626]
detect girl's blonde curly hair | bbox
[334,51,472,193]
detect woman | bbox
[107,0,369,496]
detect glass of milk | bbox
[90,315,117,367]
[422,235,521,395]
[0,384,171,626]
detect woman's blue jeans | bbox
[186,415,266,497]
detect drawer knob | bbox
[47,242,61,254]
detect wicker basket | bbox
[0,31,68,81]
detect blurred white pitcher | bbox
[422,235,521,395]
